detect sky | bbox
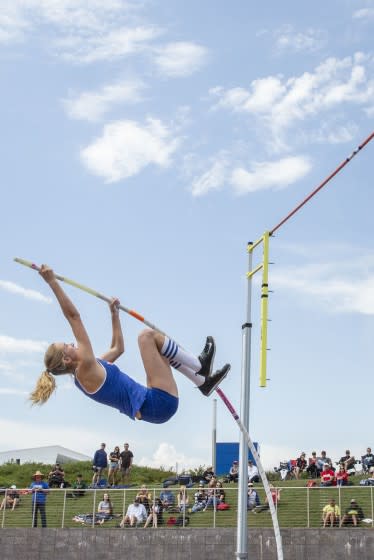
[0,0,374,473]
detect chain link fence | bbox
[1,485,373,529]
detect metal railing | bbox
[1,486,373,529]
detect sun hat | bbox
[32,470,45,479]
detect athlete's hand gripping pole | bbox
[14,258,171,340]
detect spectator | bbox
[320,463,336,487]
[108,446,121,486]
[119,443,134,484]
[307,452,320,478]
[362,447,374,473]
[136,484,151,514]
[201,466,215,485]
[177,485,189,513]
[92,443,108,485]
[294,453,307,479]
[0,485,20,511]
[247,460,260,483]
[336,465,349,487]
[48,463,65,488]
[29,470,49,528]
[97,492,113,524]
[144,498,163,528]
[120,497,147,527]
[191,483,207,512]
[72,474,87,497]
[340,499,365,527]
[322,498,340,528]
[228,460,239,483]
[159,487,175,510]
[203,479,220,511]
[253,484,280,513]
[247,483,260,511]
[339,450,356,471]
[317,451,333,473]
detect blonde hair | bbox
[29,343,66,405]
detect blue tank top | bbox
[74,359,147,420]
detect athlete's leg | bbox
[138,330,209,395]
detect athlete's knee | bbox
[138,329,157,347]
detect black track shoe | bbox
[197,336,216,378]
[199,363,231,397]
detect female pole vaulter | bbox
[30,265,230,424]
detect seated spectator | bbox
[247,482,260,511]
[362,447,374,473]
[97,492,113,524]
[253,484,280,513]
[48,463,66,488]
[322,498,340,527]
[136,484,151,514]
[177,485,189,513]
[159,487,175,510]
[247,460,260,483]
[0,485,20,511]
[228,460,239,483]
[307,452,320,478]
[340,499,365,527]
[144,498,163,528]
[120,497,147,527]
[339,450,356,471]
[203,479,223,511]
[320,463,336,487]
[72,474,87,497]
[191,483,207,513]
[336,465,349,487]
[317,451,333,473]
[294,453,307,479]
[201,466,215,485]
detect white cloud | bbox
[0,280,52,303]
[0,335,48,354]
[275,25,327,53]
[153,41,208,77]
[80,118,181,182]
[230,156,312,194]
[0,1,163,63]
[272,253,374,315]
[0,388,28,396]
[311,123,358,144]
[210,53,374,150]
[63,79,145,122]
[191,156,228,197]
[138,442,204,471]
[57,25,162,64]
[353,8,374,20]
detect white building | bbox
[0,445,91,466]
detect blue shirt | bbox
[74,359,147,420]
[29,481,49,503]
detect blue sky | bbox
[1,0,374,471]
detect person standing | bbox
[92,443,108,485]
[29,470,49,528]
[119,443,134,484]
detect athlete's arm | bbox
[100,298,125,363]
[39,265,96,367]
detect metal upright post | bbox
[236,242,254,560]
[212,398,217,474]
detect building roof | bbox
[0,445,91,466]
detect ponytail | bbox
[30,370,56,405]
[30,342,66,405]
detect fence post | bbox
[61,489,67,528]
[307,486,310,528]
[1,489,7,528]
